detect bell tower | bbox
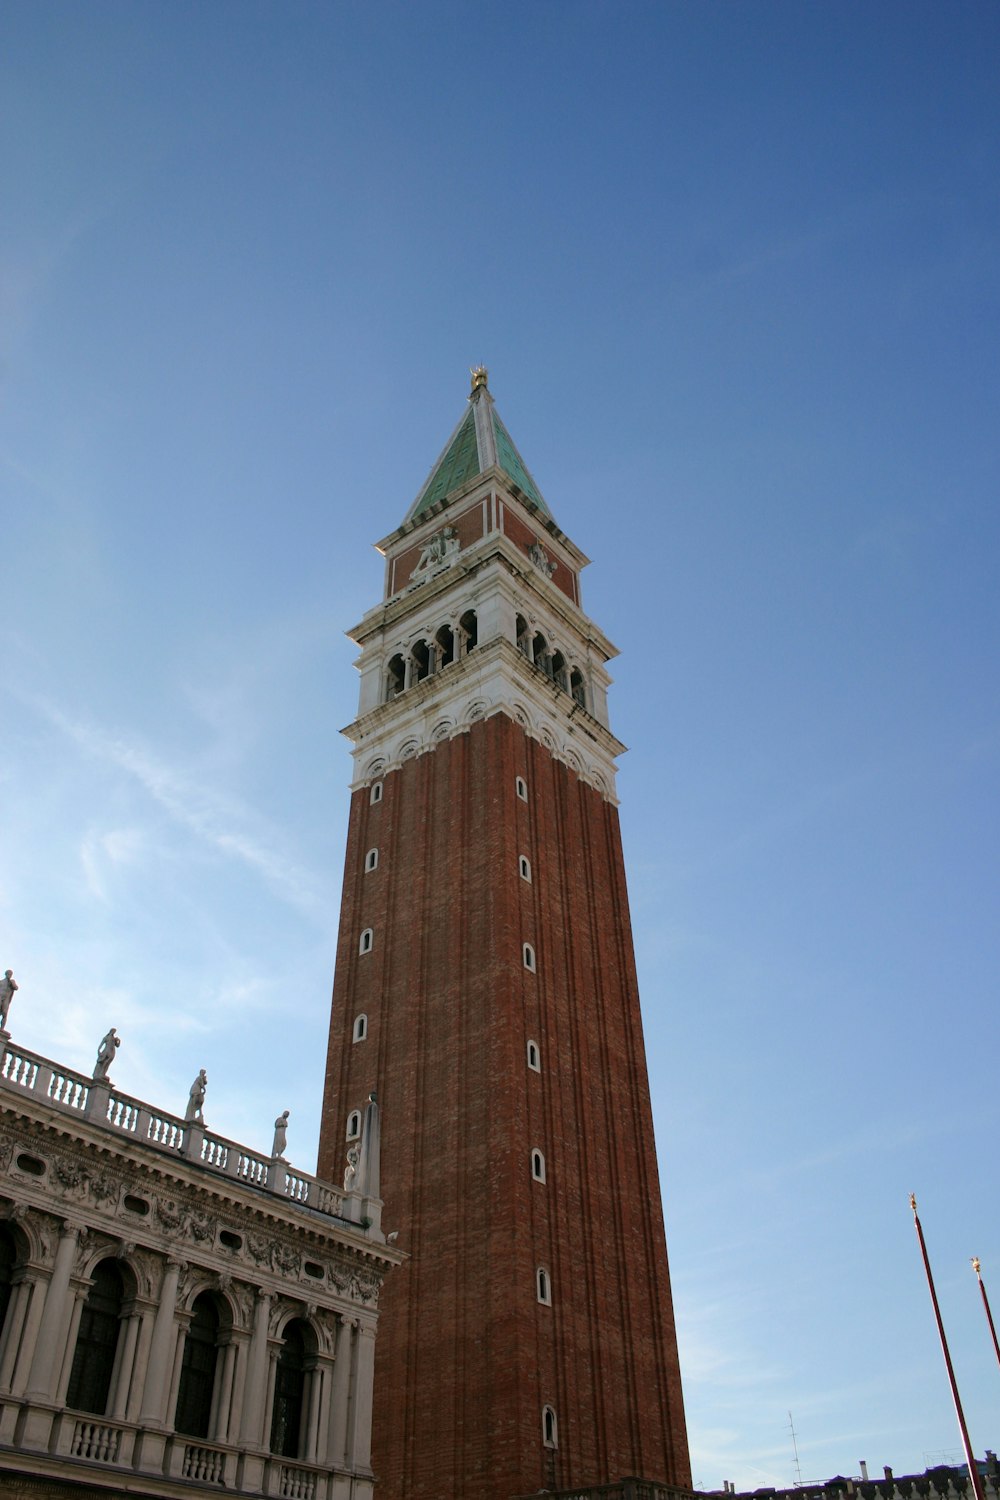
[317,370,690,1499]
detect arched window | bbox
[352,1014,367,1043]
[411,639,432,683]
[518,854,531,882]
[459,609,478,653]
[346,1111,361,1140]
[550,650,568,691]
[516,614,531,658]
[536,1267,551,1305]
[270,1320,309,1458]
[0,1225,16,1343]
[515,776,528,801]
[385,655,405,702]
[542,1404,558,1448]
[66,1259,125,1415]
[570,667,587,708]
[435,623,455,668]
[531,1149,546,1183]
[175,1292,222,1439]
[370,781,383,805]
[523,943,536,972]
[532,631,549,673]
[359,928,374,956]
[364,848,378,873]
[527,1040,540,1072]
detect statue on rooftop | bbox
[93,1027,120,1083]
[344,1144,360,1192]
[0,970,18,1031]
[271,1109,289,1159]
[185,1069,207,1125]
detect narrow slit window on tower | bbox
[370,781,383,805]
[531,1149,546,1183]
[364,848,378,873]
[352,1014,368,1043]
[359,928,374,956]
[518,854,531,882]
[527,1040,540,1072]
[515,776,528,801]
[536,1267,551,1305]
[346,1111,361,1140]
[542,1405,558,1448]
[522,943,535,972]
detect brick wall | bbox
[318,713,690,1500]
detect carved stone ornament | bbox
[272,1241,301,1277]
[352,1270,382,1307]
[409,526,460,582]
[52,1156,86,1192]
[156,1198,186,1233]
[527,541,556,579]
[90,1170,119,1206]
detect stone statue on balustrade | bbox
[0,970,18,1032]
[185,1069,207,1124]
[344,1144,360,1192]
[271,1109,289,1159]
[92,1027,120,1083]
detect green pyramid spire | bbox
[404,369,551,523]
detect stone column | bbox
[165,1312,191,1430]
[211,1339,238,1444]
[8,1276,45,1396]
[345,1323,376,1470]
[54,1283,88,1405]
[225,1328,251,1442]
[138,1258,184,1425]
[304,1361,323,1464]
[124,1299,156,1423]
[238,1291,274,1449]
[25,1222,83,1399]
[0,1275,34,1391]
[326,1317,353,1469]
[109,1308,142,1420]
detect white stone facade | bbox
[0,1038,401,1500]
[345,494,626,802]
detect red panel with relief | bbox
[389,498,490,597]
[499,505,578,604]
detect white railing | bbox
[70,1418,123,1462]
[0,1039,345,1223]
[277,1462,319,1499]
[182,1442,228,1483]
[1,1047,38,1090]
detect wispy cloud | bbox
[29,695,328,919]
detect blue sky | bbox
[2,2,998,1488]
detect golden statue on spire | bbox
[470,365,489,393]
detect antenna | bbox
[788,1412,803,1486]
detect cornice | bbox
[349,533,618,663]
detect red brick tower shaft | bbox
[318,371,689,1499]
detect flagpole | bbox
[910,1195,986,1500]
[971,1258,1000,1371]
